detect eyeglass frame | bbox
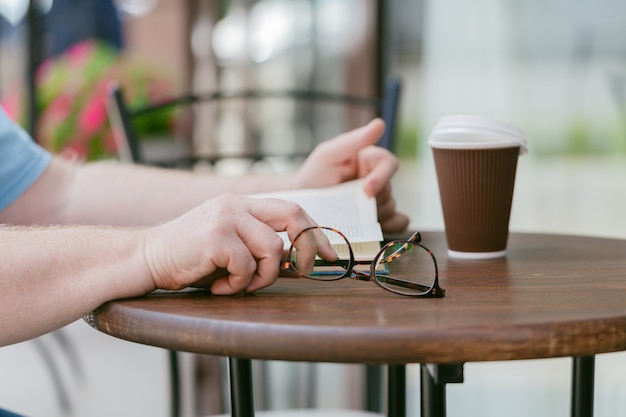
[280,226,446,298]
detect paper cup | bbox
[429,115,527,259]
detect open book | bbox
[249,179,383,261]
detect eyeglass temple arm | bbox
[348,269,430,293]
[347,235,420,271]
[347,261,433,292]
[375,275,434,292]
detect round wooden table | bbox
[86,232,626,417]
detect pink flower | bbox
[46,94,74,122]
[2,39,177,160]
[66,41,95,67]
[78,95,107,136]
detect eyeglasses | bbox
[280,226,445,297]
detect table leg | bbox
[168,350,181,417]
[229,357,255,417]
[387,365,406,417]
[366,365,383,412]
[420,364,464,417]
[571,356,595,417]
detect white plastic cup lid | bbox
[428,115,528,155]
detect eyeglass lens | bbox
[289,227,438,295]
[289,227,350,280]
[373,241,437,296]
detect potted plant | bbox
[1,39,179,161]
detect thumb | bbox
[326,118,386,158]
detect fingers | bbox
[375,185,395,219]
[380,212,410,233]
[290,227,338,276]
[294,118,391,190]
[317,118,386,162]
[209,199,344,295]
[246,197,318,242]
[210,197,319,295]
[234,216,286,294]
[209,236,259,295]
[358,146,399,197]
[375,184,410,233]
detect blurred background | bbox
[1,0,625,416]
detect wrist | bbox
[98,227,157,300]
[282,173,300,191]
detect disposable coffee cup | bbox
[428,115,527,259]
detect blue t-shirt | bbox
[0,108,52,212]
[0,408,23,417]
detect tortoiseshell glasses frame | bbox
[280,226,445,297]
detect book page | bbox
[249,179,383,244]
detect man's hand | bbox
[294,118,410,232]
[143,195,327,295]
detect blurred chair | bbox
[29,330,85,415]
[107,76,401,169]
[106,77,401,417]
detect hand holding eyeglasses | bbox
[144,195,333,295]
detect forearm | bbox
[0,225,153,346]
[0,157,296,227]
[64,160,296,225]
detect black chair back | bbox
[107,76,402,167]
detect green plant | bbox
[1,40,178,161]
[394,122,420,159]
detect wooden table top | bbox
[86,232,626,365]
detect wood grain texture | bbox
[86,232,626,365]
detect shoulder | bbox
[0,108,52,211]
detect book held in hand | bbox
[249,179,383,262]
